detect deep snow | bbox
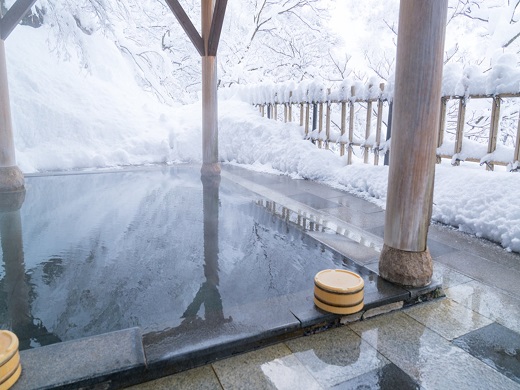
[6,25,520,253]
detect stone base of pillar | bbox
[0,188,25,212]
[201,162,221,177]
[0,166,24,192]
[379,244,433,287]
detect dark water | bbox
[0,165,358,350]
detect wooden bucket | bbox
[314,269,364,314]
[0,331,21,390]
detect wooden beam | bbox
[164,0,204,56]
[1,0,37,40]
[208,0,227,56]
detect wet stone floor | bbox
[130,297,520,390]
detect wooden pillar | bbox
[379,0,448,287]
[0,39,24,191]
[201,0,220,176]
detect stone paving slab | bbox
[453,322,520,384]
[349,312,519,389]
[14,328,145,390]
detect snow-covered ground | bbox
[6,25,520,253]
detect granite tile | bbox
[307,231,380,265]
[367,225,385,239]
[431,261,473,289]
[363,301,403,319]
[143,297,300,370]
[428,223,520,270]
[321,206,385,229]
[404,299,493,341]
[15,328,145,390]
[286,327,388,388]
[212,344,322,390]
[295,181,349,200]
[436,251,520,298]
[289,192,341,210]
[446,281,520,334]
[350,312,518,389]
[331,363,420,390]
[426,239,458,258]
[287,290,339,329]
[327,194,383,214]
[126,366,222,390]
[453,323,520,384]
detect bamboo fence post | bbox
[437,97,447,163]
[288,91,293,122]
[515,109,520,164]
[453,97,466,166]
[379,0,448,287]
[305,102,310,138]
[318,102,324,148]
[340,101,346,156]
[348,86,355,165]
[326,88,331,150]
[487,96,501,171]
[364,94,373,163]
[374,83,385,165]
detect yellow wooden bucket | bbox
[314,269,364,314]
[0,331,21,390]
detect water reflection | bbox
[0,190,61,349]
[144,175,231,346]
[180,175,231,325]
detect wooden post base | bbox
[379,244,433,287]
[0,166,24,192]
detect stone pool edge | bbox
[12,281,443,390]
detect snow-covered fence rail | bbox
[221,58,520,171]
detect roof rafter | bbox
[165,0,205,56]
[208,0,227,56]
[1,0,37,40]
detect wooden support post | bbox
[487,97,500,171]
[201,0,220,176]
[379,0,448,287]
[300,103,304,127]
[437,97,447,163]
[273,103,278,121]
[340,102,346,156]
[374,83,385,165]
[284,103,288,123]
[0,39,24,191]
